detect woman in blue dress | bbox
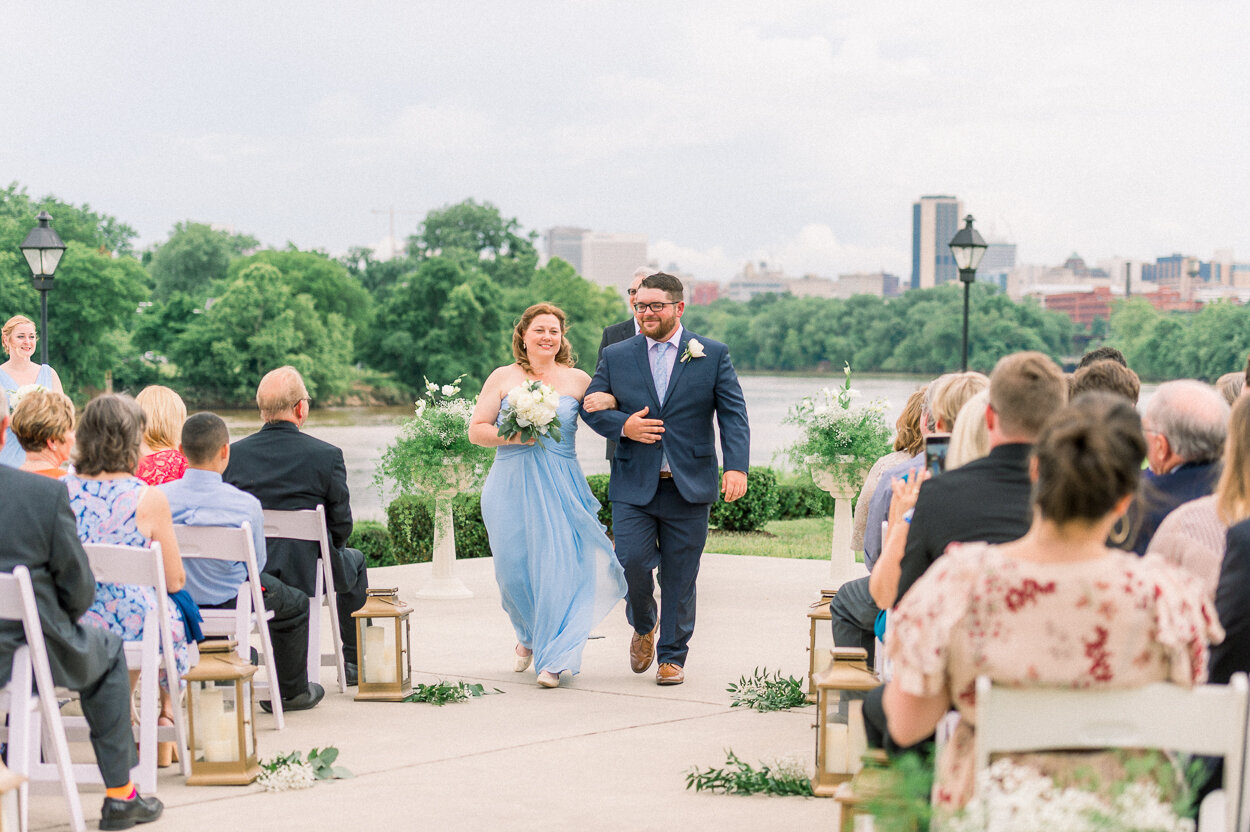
[1,315,64,468]
[470,303,627,688]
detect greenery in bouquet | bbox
[784,363,892,483]
[375,375,493,497]
[498,379,562,448]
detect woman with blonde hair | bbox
[852,386,927,552]
[945,389,991,471]
[10,387,75,478]
[1,314,64,467]
[470,303,626,688]
[134,385,189,485]
[1146,393,1250,597]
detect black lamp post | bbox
[948,215,987,372]
[19,211,66,365]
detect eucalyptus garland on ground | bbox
[726,668,809,712]
[376,375,493,497]
[686,750,813,796]
[785,363,892,489]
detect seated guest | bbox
[883,392,1220,812]
[1217,371,1243,406]
[162,413,321,712]
[1128,380,1228,555]
[1071,359,1141,405]
[945,389,991,470]
[833,373,985,665]
[0,388,164,828]
[135,385,188,485]
[851,387,926,552]
[224,367,368,686]
[1147,394,1250,598]
[11,387,75,478]
[1077,345,1128,368]
[67,394,190,769]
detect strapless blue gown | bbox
[481,395,627,676]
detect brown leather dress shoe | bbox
[656,662,685,685]
[630,625,657,673]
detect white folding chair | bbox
[262,507,347,694]
[975,673,1250,832]
[74,543,191,792]
[0,566,85,832]
[174,522,284,729]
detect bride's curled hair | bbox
[513,303,576,372]
[1032,392,1147,524]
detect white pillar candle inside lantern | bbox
[183,639,261,786]
[812,647,878,797]
[806,588,837,701]
[353,588,414,701]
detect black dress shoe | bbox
[260,682,325,714]
[345,662,358,687]
[99,793,163,830]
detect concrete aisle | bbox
[31,553,844,832]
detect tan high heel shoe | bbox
[157,715,177,768]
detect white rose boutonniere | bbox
[680,339,705,364]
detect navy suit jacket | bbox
[597,319,637,460]
[581,329,749,506]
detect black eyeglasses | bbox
[633,301,678,314]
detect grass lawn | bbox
[706,516,843,559]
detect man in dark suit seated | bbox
[594,266,652,462]
[224,366,369,688]
[0,389,164,829]
[864,351,1067,753]
[1129,379,1228,555]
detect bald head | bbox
[257,366,310,424]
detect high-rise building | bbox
[543,226,589,273]
[580,232,649,294]
[978,242,1017,292]
[911,195,962,289]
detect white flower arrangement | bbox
[256,759,317,792]
[680,339,706,363]
[497,380,562,447]
[7,383,47,413]
[945,759,1195,832]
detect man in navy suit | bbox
[582,273,750,685]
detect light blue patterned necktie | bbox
[651,342,671,472]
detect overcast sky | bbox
[2,1,1245,282]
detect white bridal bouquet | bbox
[7,383,47,413]
[498,380,563,447]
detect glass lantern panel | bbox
[822,689,852,776]
[22,249,42,275]
[42,246,64,275]
[241,679,255,757]
[400,617,410,682]
[362,619,398,684]
[193,683,240,763]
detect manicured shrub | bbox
[385,492,493,563]
[774,481,835,520]
[709,466,779,532]
[586,474,613,535]
[348,520,395,567]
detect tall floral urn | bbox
[416,462,477,600]
[808,455,868,588]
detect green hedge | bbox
[709,466,779,532]
[774,481,835,520]
[347,521,396,568]
[586,474,613,535]
[385,493,493,563]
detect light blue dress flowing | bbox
[481,394,627,676]
[0,363,56,468]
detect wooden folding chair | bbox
[0,566,84,832]
[74,543,191,792]
[975,673,1249,832]
[174,522,284,729]
[262,506,347,694]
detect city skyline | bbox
[2,2,1244,284]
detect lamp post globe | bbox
[948,215,987,372]
[18,211,66,365]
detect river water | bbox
[220,373,1160,522]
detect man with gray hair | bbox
[1131,379,1229,555]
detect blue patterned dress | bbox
[481,394,627,676]
[65,475,191,685]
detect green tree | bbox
[148,221,257,300]
[522,257,626,370]
[229,248,373,338]
[407,199,539,288]
[170,263,352,404]
[0,182,138,257]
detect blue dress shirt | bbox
[160,468,268,606]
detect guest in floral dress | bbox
[67,394,190,767]
[883,392,1222,810]
[134,385,188,486]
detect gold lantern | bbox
[812,646,878,797]
[183,639,260,786]
[352,588,413,701]
[806,588,837,701]
[0,759,24,831]
[833,749,891,832]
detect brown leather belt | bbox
[658,471,673,479]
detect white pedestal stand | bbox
[809,457,867,589]
[416,465,476,600]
